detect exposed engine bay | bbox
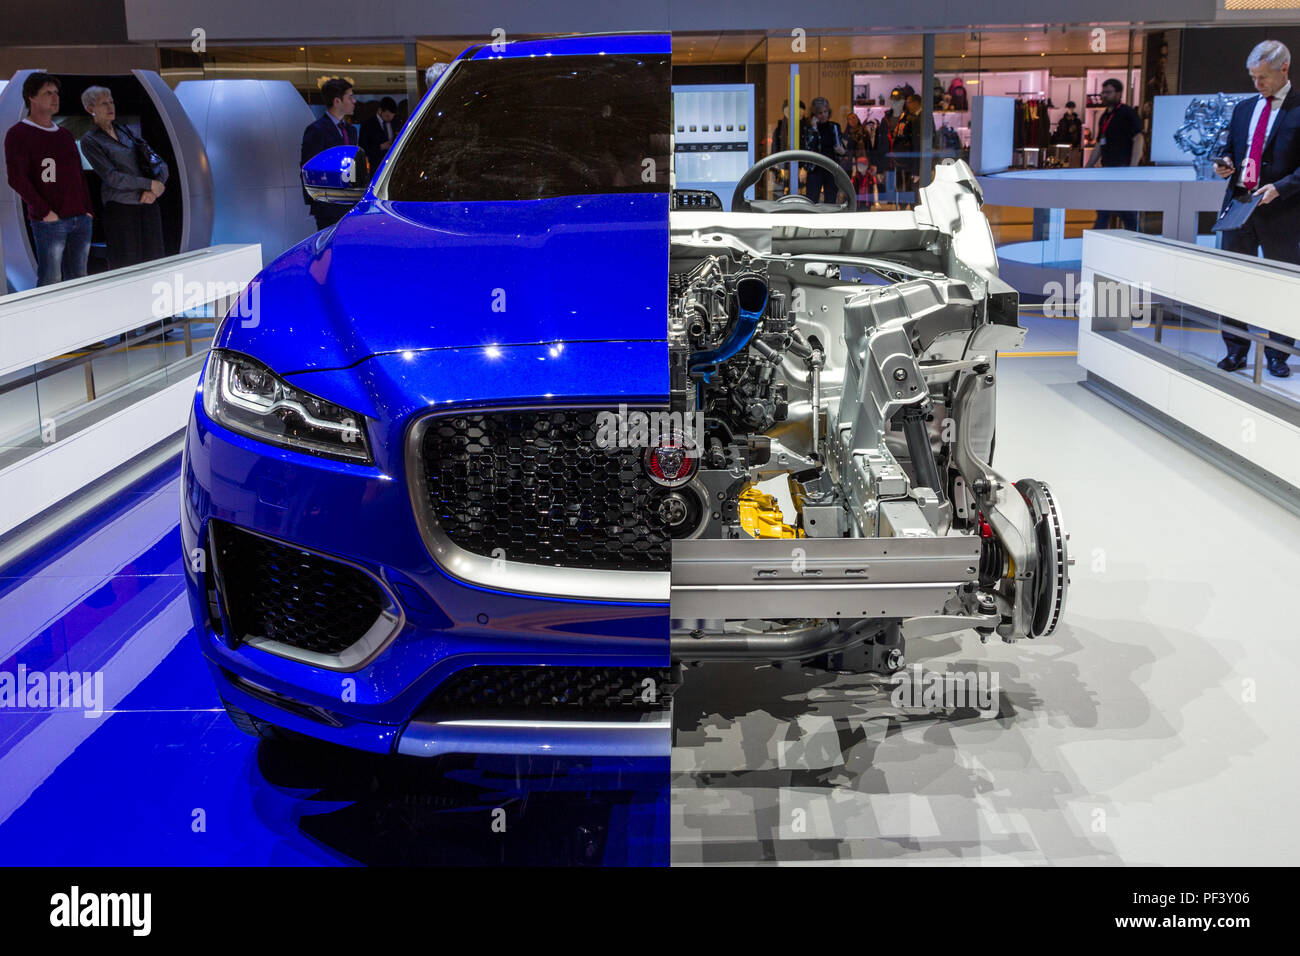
[665,162,1070,674]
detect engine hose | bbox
[786,327,814,360]
[750,337,782,363]
[898,406,947,506]
[688,272,769,381]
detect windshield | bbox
[383,53,671,202]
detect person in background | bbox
[1085,78,1144,230]
[841,112,868,195]
[771,98,811,154]
[947,77,969,111]
[890,95,925,193]
[1054,101,1084,167]
[359,95,400,171]
[79,86,168,270]
[3,73,93,286]
[842,111,865,177]
[425,63,450,90]
[851,157,879,207]
[883,87,907,143]
[1212,39,1300,377]
[862,117,889,179]
[807,96,847,204]
[770,99,813,197]
[301,77,358,232]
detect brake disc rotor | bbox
[1014,478,1070,637]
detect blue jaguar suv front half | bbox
[181,34,675,757]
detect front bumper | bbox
[183,370,670,756]
[397,712,671,758]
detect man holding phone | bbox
[1214,40,1300,377]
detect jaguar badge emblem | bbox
[644,435,697,488]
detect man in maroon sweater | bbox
[4,73,93,286]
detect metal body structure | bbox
[182,33,1068,760]
[667,159,1070,667]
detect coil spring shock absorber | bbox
[977,513,1006,588]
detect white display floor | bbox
[672,316,1300,864]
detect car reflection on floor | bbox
[262,742,667,866]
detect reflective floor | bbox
[1,313,1295,865]
[0,465,667,866]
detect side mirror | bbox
[302,146,370,204]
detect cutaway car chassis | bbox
[666,160,1069,675]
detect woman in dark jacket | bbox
[862,118,890,175]
[79,85,168,270]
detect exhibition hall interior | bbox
[0,0,1296,873]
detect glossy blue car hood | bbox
[216,192,669,376]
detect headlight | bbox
[203,349,372,463]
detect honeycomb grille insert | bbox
[212,522,386,657]
[417,408,671,572]
[424,666,676,718]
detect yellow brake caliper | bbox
[737,486,803,539]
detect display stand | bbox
[1079,230,1300,514]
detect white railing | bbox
[0,244,261,537]
[1079,230,1300,496]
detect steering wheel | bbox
[730,149,858,214]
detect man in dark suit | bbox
[1214,40,1300,378]
[301,77,358,232]
[359,96,400,172]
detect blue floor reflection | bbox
[0,462,668,866]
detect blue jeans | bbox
[31,214,92,287]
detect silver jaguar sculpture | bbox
[1174,93,1252,179]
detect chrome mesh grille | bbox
[415,408,671,572]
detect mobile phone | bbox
[1214,156,1234,169]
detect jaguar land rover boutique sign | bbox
[849,58,924,72]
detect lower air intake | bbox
[422,666,676,719]
[211,521,387,658]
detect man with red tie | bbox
[1214,40,1300,377]
[301,77,359,232]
